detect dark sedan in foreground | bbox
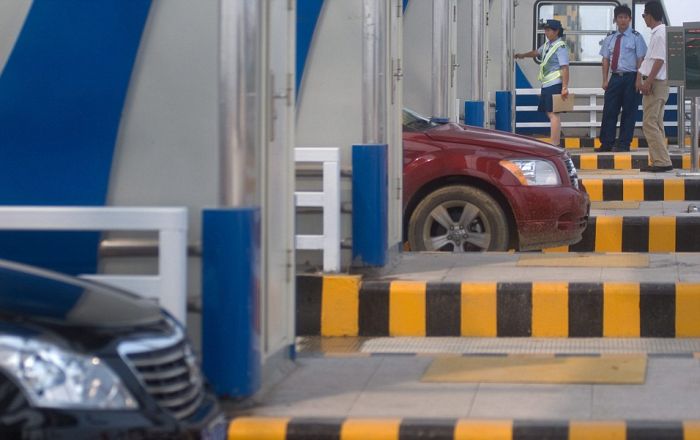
[0,259,224,439]
[403,109,589,252]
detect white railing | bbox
[294,148,340,272]
[0,207,188,324]
[515,87,682,139]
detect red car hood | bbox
[424,123,562,157]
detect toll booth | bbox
[668,22,700,173]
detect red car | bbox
[403,109,589,252]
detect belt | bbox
[611,71,635,76]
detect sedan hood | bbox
[425,123,562,157]
[0,260,163,328]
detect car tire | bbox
[408,185,509,252]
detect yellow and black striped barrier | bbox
[548,216,700,253]
[580,178,700,201]
[531,136,684,149]
[571,153,689,170]
[296,276,700,338]
[228,417,700,439]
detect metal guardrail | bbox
[0,207,188,324]
[515,87,684,140]
[99,238,201,257]
[294,148,341,272]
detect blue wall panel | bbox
[0,0,151,274]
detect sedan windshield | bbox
[403,108,439,132]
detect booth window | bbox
[535,1,618,63]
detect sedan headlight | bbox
[500,159,561,186]
[0,336,138,410]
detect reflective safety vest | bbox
[538,40,567,84]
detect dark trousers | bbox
[599,73,640,150]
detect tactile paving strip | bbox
[297,336,700,355]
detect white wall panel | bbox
[0,0,31,75]
[488,0,504,104]
[107,0,219,241]
[403,0,434,117]
[296,1,363,166]
[103,0,218,320]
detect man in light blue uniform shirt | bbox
[598,4,647,152]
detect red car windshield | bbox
[403,108,439,132]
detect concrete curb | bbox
[580,178,700,202]
[571,153,689,170]
[296,277,700,337]
[548,216,700,253]
[227,417,700,439]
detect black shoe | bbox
[597,145,613,152]
[640,165,673,172]
[612,147,630,152]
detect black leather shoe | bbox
[612,147,630,152]
[597,145,613,152]
[640,165,673,172]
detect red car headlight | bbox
[499,159,561,186]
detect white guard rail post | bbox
[294,148,341,272]
[0,207,188,324]
[515,87,682,139]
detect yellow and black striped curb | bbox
[580,178,700,201]
[228,417,700,439]
[296,276,700,338]
[530,136,683,149]
[546,216,700,253]
[571,153,689,170]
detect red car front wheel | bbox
[408,185,509,252]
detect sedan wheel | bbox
[408,186,509,252]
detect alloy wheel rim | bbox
[421,201,492,252]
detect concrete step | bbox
[589,201,698,216]
[296,275,700,338]
[225,343,700,436]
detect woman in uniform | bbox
[515,19,570,148]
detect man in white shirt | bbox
[637,1,672,172]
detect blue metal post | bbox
[352,144,387,266]
[201,208,261,397]
[495,91,513,132]
[464,100,485,127]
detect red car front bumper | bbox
[505,185,590,251]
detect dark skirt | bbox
[538,83,563,113]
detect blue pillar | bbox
[495,91,513,132]
[464,101,485,127]
[201,208,261,397]
[352,144,387,266]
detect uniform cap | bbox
[543,19,563,31]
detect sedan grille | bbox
[563,155,579,189]
[121,337,204,420]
